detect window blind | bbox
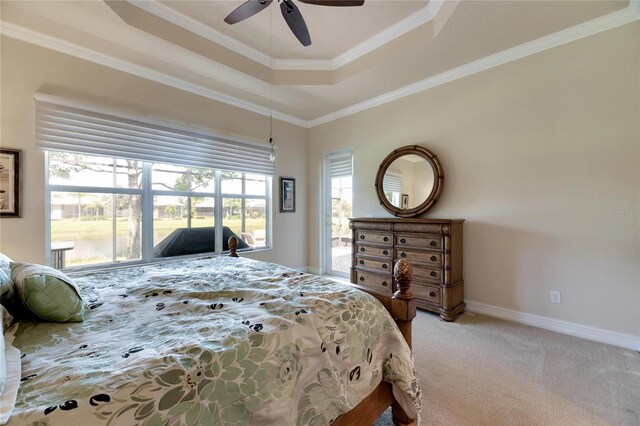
[383,173,402,193]
[36,99,275,175]
[328,151,353,178]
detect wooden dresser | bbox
[349,218,465,321]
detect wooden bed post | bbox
[228,236,239,257]
[392,259,416,349]
[391,259,417,426]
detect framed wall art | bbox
[279,177,295,213]
[0,149,21,217]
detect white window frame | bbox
[45,152,272,271]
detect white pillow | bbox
[0,305,20,425]
[0,309,4,395]
[0,253,11,273]
[0,253,14,303]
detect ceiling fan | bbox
[224,0,365,47]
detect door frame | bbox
[321,148,353,277]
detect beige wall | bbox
[0,36,308,269]
[308,23,640,336]
[1,22,639,338]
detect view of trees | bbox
[49,153,216,259]
[49,153,269,267]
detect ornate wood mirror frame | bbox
[375,145,444,218]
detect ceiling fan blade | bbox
[298,0,364,6]
[224,0,273,25]
[280,0,312,46]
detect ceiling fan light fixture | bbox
[269,137,277,162]
[223,0,365,46]
[268,115,277,162]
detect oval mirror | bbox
[375,145,444,217]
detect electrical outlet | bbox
[550,291,562,304]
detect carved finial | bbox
[228,236,239,258]
[394,259,414,299]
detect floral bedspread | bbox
[9,256,421,425]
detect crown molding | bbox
[271,59,336,71]
[131,0,444,72]
[330,0,443,70]
[1,2,637,130]
[630,0,640,18]
[307,4,640,127]
[128,0,273,68]
[0,22,307,128]
[273,0,444,70]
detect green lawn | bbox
[52,217,267,242]
[55,217,268,267]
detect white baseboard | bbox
[465,300,640,352]
[289,276,640,350]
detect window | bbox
[151,163,216,254]
[37,97,275,269]
[49,153,144,267]
[47,152,271,269]
[382,172,402,206]
[221,173,268,249]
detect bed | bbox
[5,237,420,425]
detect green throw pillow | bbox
[10,262,84,323]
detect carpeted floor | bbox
[374,310,640,425]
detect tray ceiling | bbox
[0,0,636,126]
[159,0,428,60]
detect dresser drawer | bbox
[412,284,441,305]
[395,249,442,266]
[355,257,392,273]
[396,234,442,250]
[353,270,392,295]
[356,231,392,245]
[350,217,464,322]
[413,265,443,284]
[356,244,392,258]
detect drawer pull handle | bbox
[360,247,365,253]
[383,236,389,242]
[359,260,364,265]
[360,235,365,240]
[400,252,406,258]
[359,276,365,282]
[382,264,388,269]
[430,256,437,262]
[383,250,389,255]
[430,241,437,247]
[382,281,388,287]
[429,291,436,298]
[430,271,437,277]
[400,238,406,244]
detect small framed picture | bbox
[401,194,409,209]
[280,177,296,213]
[0,149,22,217]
